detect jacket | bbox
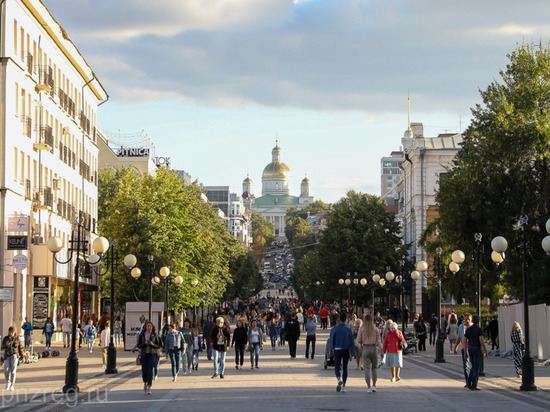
[284,318,301,340]
[2,335,23,358]
[383,329,405,354]
[328,323,355,357]
[137,331,162,357]
[247,327,264,345]
[164,330,184,352]
[210,325,230,352]
[232,325,248,346]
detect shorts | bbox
[449,338,457,344]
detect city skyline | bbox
[42,0,549,203]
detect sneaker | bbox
[9,386,14,391]
[5,383,11,390]
[371,386,377,392]
[236,365,239,370]
[251,366,254,369]
[391,377,396,382]
[357,366,360,370]
[396,377,401,381]
[341,386,346,393]
[367,388,372,393]
[361,365,364,370]
[336,379,343,392]
[211,373,218,379]
[220,374,224,379]
[255,365,259,369]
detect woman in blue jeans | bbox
[137,322,162,394]
[247,320,264,368]
[164,324,184,381]
[42,317,55,351]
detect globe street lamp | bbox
[412,247,447,363]
[491,216,550,391]
[47,220,109,393]
[130,255,157,322]
[90,240,137,374]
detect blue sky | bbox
[43,0,549,203]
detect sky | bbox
[42,0,550,203]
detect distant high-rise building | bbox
[380,150,404,208]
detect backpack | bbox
[87,326,96,337]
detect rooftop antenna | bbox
[404,91,414,138]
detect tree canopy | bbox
[97,167,255,311]
[430,43,550,305]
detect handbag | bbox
[399,340,408,350]
[136,355,141,366]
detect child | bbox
[192,328,201,370]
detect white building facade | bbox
[400,123,463,314]
[0,0,107,334]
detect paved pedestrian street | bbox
[4,329,550,412]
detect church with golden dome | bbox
[243,142,313,238]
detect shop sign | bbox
[116,147,150,157]
[32,292,49,329]
[13,254,29,270]
[8,216,28,232]
[8,235,28,250]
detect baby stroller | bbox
[403,330,418,354]
[323,338,335,369]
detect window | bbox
[13,20,17,54]
[15,83,18,115]
[14,148,18,182]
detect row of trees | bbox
[97,167,262,312]
[425,43,550,307]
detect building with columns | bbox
[246,143,313,238]
[399,122,463,315]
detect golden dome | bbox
[262,162,291,179]
[301,177,310,184]
[243,176,252,185]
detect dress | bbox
[510,329,524,375]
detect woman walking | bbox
[83,320,97,353]
[180,319,194,375]
[446,316,459,353]
[267,317,278,350]
[353,318,363,370]
[415,317,427,351]
[510,321,524,378]
[2,326,23,391]
[42,317,55,351]
[356,315,383,393]
[210,317,230,379]
[247,319,264,369]
[165,324,184,381]
[231,320,248,369]
[137,321,162,394]
[113,316,123,347]
[383,322,407,382]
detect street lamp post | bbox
[91,240,138,374]
[47,221,108,393]
[159,267,183,326]
[491,216,550,391]
[412,247,446,363]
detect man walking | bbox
[305,315,317,359]
[60,315,72,348]
[428,314,438,346]
[328,312,355,393]
[285,312,301,359]
[203,315,215,361]
[454,312,472,387]
[465,315,488,390]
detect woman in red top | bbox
[382,322,406,382]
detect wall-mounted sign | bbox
[8,235,28,250]
[8,216,28,232]
[0,288,14,302]
[33,292,49,329]
[13,254,29,270]
[154,157,171,167]
[116,147,150,157]
[34,276,49,291]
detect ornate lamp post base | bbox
[105,343,118,374]
[520,355,537,391]
[62,353,79,393]
[435,333,446,363]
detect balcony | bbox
[36,66,54,93]
[79,112,91,135]
[43,187,53,208]
[33,190,47,210]
[34,125,53,150]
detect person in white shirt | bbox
[100,321,111,368]
[60,316,72,348]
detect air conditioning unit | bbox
[33,235,44,244]
[33,191,47,209]
[62,127,70,135]
[53,178,60,191]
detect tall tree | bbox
[432,43,550,305]
[251,212,275,260]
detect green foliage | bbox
[285,216,316,261]
[286,200,330,219]
[251,212,275,259]
[292,191,408,301]
[98,167,242,311]
[431,43,550,306]
[225,251,263,300]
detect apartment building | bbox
[0,0,108,334]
